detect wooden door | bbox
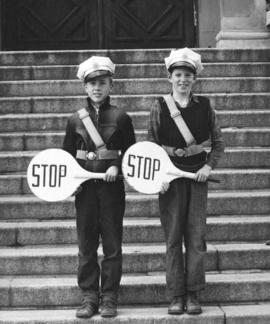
[2,0,196,50]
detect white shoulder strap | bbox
[163,94,196,146]
[77,108,105,149]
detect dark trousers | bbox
[75,179,125,301]
[159,178,207,298]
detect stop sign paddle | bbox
[122,141,219,194]
[27,148,105,202]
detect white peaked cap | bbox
[164,47,203,74]
[77,56,115,81]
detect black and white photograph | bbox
[0,0,269,323]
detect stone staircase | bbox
[0,48,270,324]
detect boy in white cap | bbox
[63,56,136,318]
[148,48,224,315]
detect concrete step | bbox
[1,169,269,196]
[136,128,270,146]
[1,62,270,80]
[1,110,270,132]
[1,49,269,66]
[1,93,269,114]
[0,190,269,220]
[0,307,223,324]
[209,169,270,190]
[0,244,212,275]
[0,128,270,151]
[1,147,269,173]
[0,243,269,275]
[2,216,270,246]
[1,78,269,97]
[2,305,270,324]
[1,271,270,307]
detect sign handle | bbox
[167,170,220,183]
[73,171,124,181]
[207,176,220,183]
[73,171,105,180]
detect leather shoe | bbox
[76,292,99,318]
[168,296,184,315]
[186,292,202,315]
[100,299,117,317]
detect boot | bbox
[168,296,184,315]
[186,291,202,315]
[76,291,99,318]
[100,297,117,317]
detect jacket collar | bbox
[191,93,199,103]
[86,96,110,112]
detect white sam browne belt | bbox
[77,108,120,161]
[162,94,208,158]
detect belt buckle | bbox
[183,147,189,157]
[174,148,186,157]
[87,152,97,160]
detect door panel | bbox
[2,0,99,50]
[103,0,195,48]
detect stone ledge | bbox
[0,307,224,324]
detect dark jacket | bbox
[63,96,136,173]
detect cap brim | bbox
[84,70,113,82]
[169,62,196,74]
